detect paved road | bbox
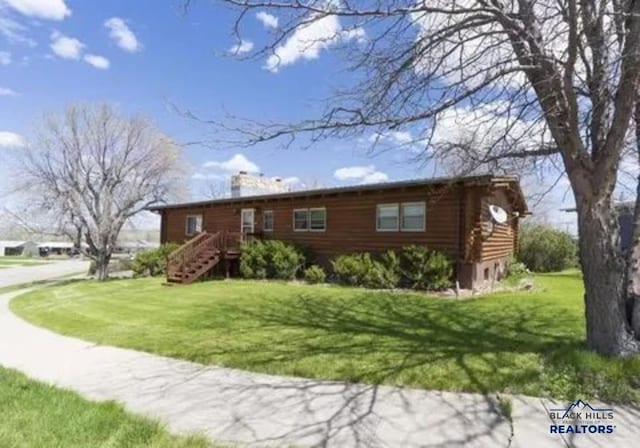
[0,288,639,447]
[0,259,90,288]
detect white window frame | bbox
[293,209,309,232]
[263,210,274,232]
[241,208,255,234]
[309,207,327,232]
[401,202,426,232]
[376,204,399,232]
[185,214,203,236]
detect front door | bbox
[241,208,255,235]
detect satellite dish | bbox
[489,204,508,224]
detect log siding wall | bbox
[156,181,525,288]
[162,186,461,259]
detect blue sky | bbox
[0,0,576,231]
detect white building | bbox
[0,240,38,257]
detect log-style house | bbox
[149,174,528,289]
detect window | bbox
[185,214,202,236]
[376,204,399,231]
[263,210,274,232]
[241,209,255,234]
[293,209,309,231]
[293,208,326,231]
[309,208,326,231]
[401,202,426,231]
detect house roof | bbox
[0,240,32,248]
[561,201,634,213]
[38,242,75,248]
[148,174,528,212]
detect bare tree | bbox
[13,104,186,280]
[198,178,231,199]
[185,0,640,356]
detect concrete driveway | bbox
[0,259,90,288]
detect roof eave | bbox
[146,174,522,212]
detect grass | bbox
[11,271,640,403]
[0,276,85,295]
[0,256,49,267]
[0,367,211,448]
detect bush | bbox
[304,265,326,284]
[239,240,268,279]
[267,240,304,280]
[240,240,304,280]
[505,256,528,279]
[332,252,400,289]
[400,245,453,290]
[518,224,577,272]
[332,254,367,286]
[131,243,180,277]
[379,250,401,288]
[88,256,142,276]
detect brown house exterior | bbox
[149,174,528,289]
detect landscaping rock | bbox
[518,278,534,290]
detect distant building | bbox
[231,172,289,198]
[115,240,160,254]
[0,240,38,257]
[38,241,77,257]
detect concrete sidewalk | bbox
[0,259,90,288]
[0,289,638,447]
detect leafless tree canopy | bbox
[14,104,186,279]
[189,1,634,176]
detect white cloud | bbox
[256,11,278,29]
[0,51,11,65]
[191,172,227,181]
[0,131,25,147]
[229,39,254,54]
[105,17,141,53]
[0,13,36,46]
[334,165,389,184]
[340,27,366,43]
[264,12,365,72]
[369,130,414,146]
[281,176,302,185]
[0,87,18,96]
[430,102,549,152]
[4,0,70,20]
[50,31,84,59]
[203,154,260,174]
[84,54,109,69]
[273,176,306,190]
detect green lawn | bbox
[0,367,211,448]
[11,272,640,403]
[0,256,49,267]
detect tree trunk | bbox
[625,174,640,336]
[577,201,640,356]
[628,106,640,337]
[95,251,111,281]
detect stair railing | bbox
[167,232,220,280]
[167,232,209,271]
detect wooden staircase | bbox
[166,231,243,284]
